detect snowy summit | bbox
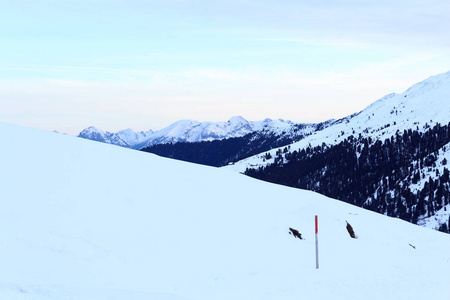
[78,116,295,149]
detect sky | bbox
[1,0,449,135]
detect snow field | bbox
[0,121,449,299]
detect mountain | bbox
[232,71,450,170]
[78,116,295,150]
[229,70,450,233]
[1,121,450,299]
[141,120,334,167]
[78,126,153,148]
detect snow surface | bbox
[1,121,450,299]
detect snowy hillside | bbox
[229,70,450,234]
[1,121,450,300]
[78,116,294,150]
[228,70,450,173]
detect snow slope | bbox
[228,70,450,172]
[1,121,450,300]
[78,116,294,149]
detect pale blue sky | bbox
[1,0,449,134]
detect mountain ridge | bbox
[78,116,295,150]
[235,70,450,233]
[230,70,450,171]
[141,121,331,167]
[75,70,450,233]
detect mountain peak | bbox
[79,126,104,135]
[403,70,450,96]
[78,126,107,142]
[228,116,248,124]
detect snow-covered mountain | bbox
[230,71,450,172]
[1,121,450,299]
[141,121,324,167]
[78,116,295,150]
[229,70,450,233]
[78,126,153,148]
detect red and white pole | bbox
[315,215,319,269]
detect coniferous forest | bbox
[141,123,317,167]
[245,122,450,233]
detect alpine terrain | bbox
[141,120,334,166]
[1,121,450,299]
[228,70,450,233]
[76,71,450,234]
[78,116,296,150]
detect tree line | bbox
[141,123,316,167]
[245,122,450,233]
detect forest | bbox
[141,123,317,167]
[245,122,450,232]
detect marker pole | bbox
[315,215,319,269]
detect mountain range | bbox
[78,116,297,149]
[234,70,450,233]
[140,121,335,166]
[76,70,450,234]
[141,71,450,234]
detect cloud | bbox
[252,38,369,47]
